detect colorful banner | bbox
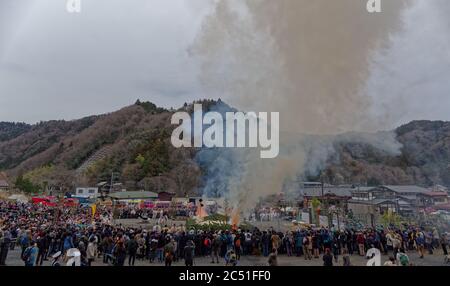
[91,204,97,217]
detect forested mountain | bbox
[1,100,450,195]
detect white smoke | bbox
[191,0,449,216]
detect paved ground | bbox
[4,247,449,266]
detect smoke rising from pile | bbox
[191,0,437,216]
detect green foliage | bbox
[15,175,41,194]
[84,157,123,183]
[135,100,166,114]
[0,122,31,142]
[367,177,381,186]
[24,165,54,181]
[311,197,321,209]
[204,214,228,222]
[186,218,232,232]
[131,132,171,178]
[135,154,145,166]
[380,210,402,227]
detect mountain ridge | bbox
[1,100,449,195]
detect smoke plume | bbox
[191,0,448,216]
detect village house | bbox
[347,185,450,226]
[420,191,449,206]
[300,186,353,209]
[347,187,405,226]
[157,191,176,201]
[75,187,100,199]
[0,172,10,191]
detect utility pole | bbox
[109,172,114,194]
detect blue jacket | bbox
[63,236,74,251]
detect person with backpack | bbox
[22,240,39,267]
[19,230,31,258]
[203,236,212,257]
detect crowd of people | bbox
[1,199,449,267]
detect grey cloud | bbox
[0,0,208,123]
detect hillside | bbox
[0,101,201,195]
[1,101,450,196]
[0,122,32,142]
[322,121,450,186]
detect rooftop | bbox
[382,185,428,194]
[350,187,377,193]
[422,191,448,197]
[301,187,353,197]
[109,191,158,200]
[348,198,400,205]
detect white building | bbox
[75,187,100,199]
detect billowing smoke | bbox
[192,0,411,134]
[191,0,448,216]
[366,0,450,127]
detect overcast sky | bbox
[0,0,211,123]
[1,0,450,126]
